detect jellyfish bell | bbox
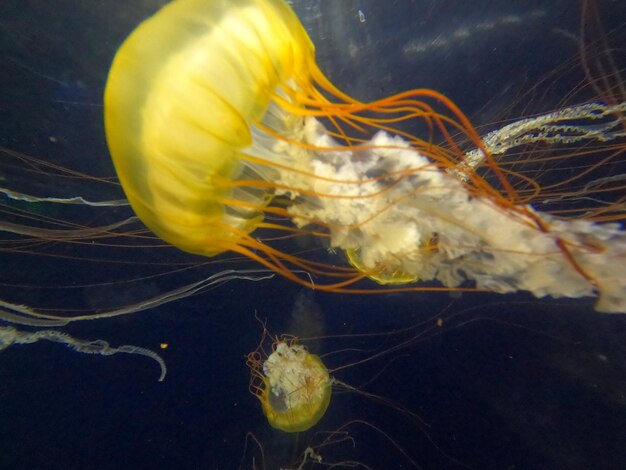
[248,338,332,433]
[246,291,332,434]
[104,0,315,258]
[104,0,626,313]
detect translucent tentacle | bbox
[0,326,167,381]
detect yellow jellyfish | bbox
[104,0,626,313]
[247,336,331,433]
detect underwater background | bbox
[1,0,625,468]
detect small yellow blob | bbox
[249,341,332,433]
[160,343,168,349]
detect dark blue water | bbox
[1,1,625,469]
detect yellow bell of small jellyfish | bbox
[104,0,315,257]
[252,341,331,433]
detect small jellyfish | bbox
[248,338,331,433]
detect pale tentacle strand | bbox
[0,326,167,382]
[457,101,626,177]
[0,270,275,326]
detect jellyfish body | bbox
[249,341,331,433]
[104,0,626,312]
[105,0,315,257]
